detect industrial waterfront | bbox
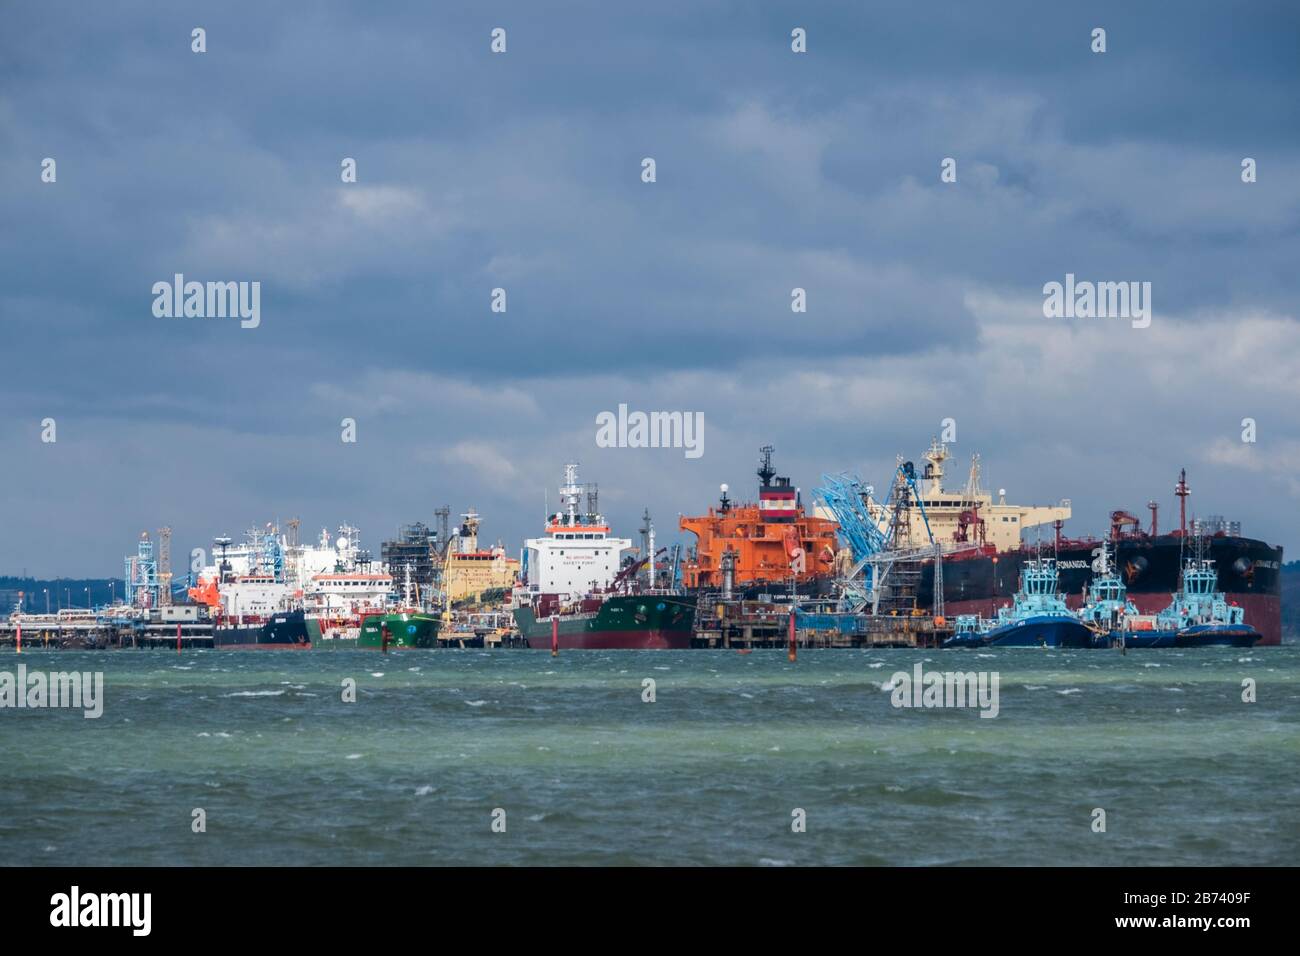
[0,443,1287,654]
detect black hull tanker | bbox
[212,609,312,649]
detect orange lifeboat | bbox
[187,576,221,607]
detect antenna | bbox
[639,508,651,568]
[965,453,981,496]
[560,462,583,525]
[758,445,776,486]
[1175,468,1190,536]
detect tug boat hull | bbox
[984,614,1094,649]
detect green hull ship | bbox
[359,611,441,649]
[513,594,696,650]
[305,616,359,647]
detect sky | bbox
[2,0,1299,577]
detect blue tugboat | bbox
[942,613,992,648]
[1162,553,1258,647]
[983,556,1094,648]
[1101,543,1260,648]
[1078,541,1143,647]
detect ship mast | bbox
[559,462,583,527]
[639,509,654,587]
[460,510,480,551]
[757,445,776,487]
[923,438,949,496]
[964,453,982,497]
[647,519,656,589]
[1175,468,1190,536]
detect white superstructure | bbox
[193,523,392,627]
[302,573,392,617]
[198,524,384,589]
[522,463,631,598]
[815,440,1072,553]
[217,573,297,621]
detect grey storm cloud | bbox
[1,0,1298,575]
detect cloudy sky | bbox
[3,1,1298,577]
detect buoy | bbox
[787,611,797,662]
[551,616,559,657]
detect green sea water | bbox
[1,645,1297,866]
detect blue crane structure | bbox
[814,461,936,610]
[816,463,934,560]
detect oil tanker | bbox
[512,464,697,649]
[513,593,696,650]
[895,444,1283,645]
[679,445,841,596]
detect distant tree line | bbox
[0,577,126,612]
[1281,562,1300,640]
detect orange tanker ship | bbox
[679,446,842,592]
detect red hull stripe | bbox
[526,631,691,650]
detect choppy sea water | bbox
[1,646,1297,866]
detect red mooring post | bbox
[787,611,797,662]
[551,616,559,657]
[16,621,22,655]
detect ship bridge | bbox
[914,441,1070,552]
[813,441,1071,553]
